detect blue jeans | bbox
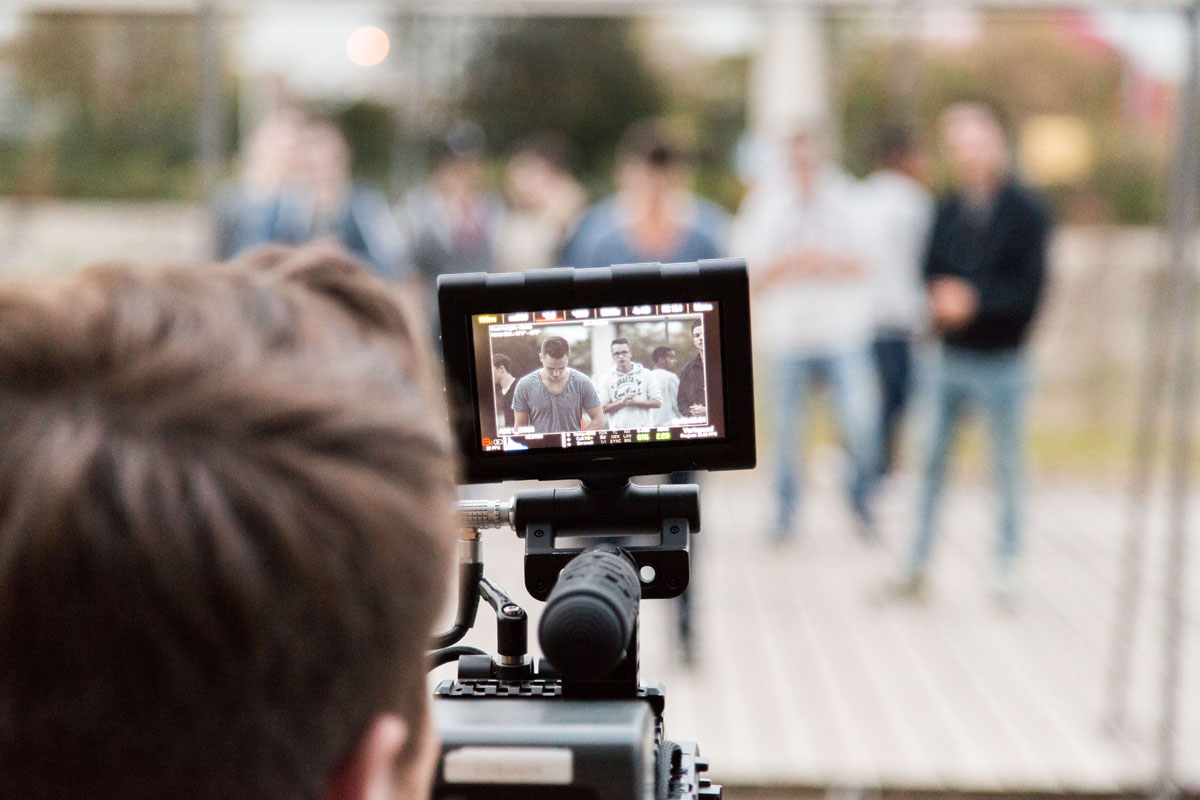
[772,346,881,531]
[909,345,1030,573]
[873,334,914,474]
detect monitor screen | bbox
[471,301,724,455]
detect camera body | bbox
[433,260,754,799]
[435,699,657,800]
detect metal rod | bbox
[1151,5,1200,799]
[197,0,226,201]
[1104,8,1195,742]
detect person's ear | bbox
[323,714,408,800]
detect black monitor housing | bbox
[437,259,756,485]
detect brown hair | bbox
[617,120,691,169]
[0,249,455,800]
[540,335,570,359]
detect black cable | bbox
[428,645,487,670]
[430,561,485,649]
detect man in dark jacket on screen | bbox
[677,319,708,420]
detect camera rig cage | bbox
[431,260,755,800]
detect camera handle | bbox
[435,480,699,692]
[513,478,699,601]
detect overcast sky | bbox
[235,2,393,97]
[1092,7,1189,81]
[233,4,1193,96]
[0,4,1193,93]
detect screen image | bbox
[471,302,724,455]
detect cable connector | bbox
[457,498,514,532]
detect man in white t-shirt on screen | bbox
[595,337,662,430]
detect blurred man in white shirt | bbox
[860,125,934,474]
[735,123,881,543]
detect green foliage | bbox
[491,333,544,381]
[1092,154,1167,224]
[329,100,397,189]
[457,18,665,182]
[837,16,1165,223]
[671,55,749,212]
[0,12,208,199]
[610,320,698,368]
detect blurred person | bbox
[559,119,728,667]
[595,337,663,430]
[493,352,517,429]
[560,120,728,268]
[897,102,1051,605]
[860,125,935,475]
[0,247,456,800]
[212,108,307,259]
[650,345,681,426]
[496,132,587,272]
[287,120,409,279]
[735,122,880,544]
[512,335,605,434]
[403,121,505,293]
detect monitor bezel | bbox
[438,259,756,484]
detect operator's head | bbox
[0,247,456,800]
[652,345,677,372]
[539,335,570,379]
[691,318,705,355]
[939,101,1009,193]
[492,352,512,383]
[610,337,633,372]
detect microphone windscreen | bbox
[538,546,640,680]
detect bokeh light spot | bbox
[347,26,390,68]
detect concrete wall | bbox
[0,199,213,275]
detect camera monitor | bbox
[438,259,755,484]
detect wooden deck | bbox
[433,454,1200,794]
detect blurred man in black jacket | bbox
[899,102,1051,606]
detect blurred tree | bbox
[310,100,397,189]
[837,15,1164,224]
[490,333,543,381]
[656,55,748,212]
[1,12,216,199]
[457,17,665,188]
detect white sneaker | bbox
[992,565,1018,611]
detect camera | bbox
[431,259,755,799]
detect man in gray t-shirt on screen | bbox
[512,335,605,434]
